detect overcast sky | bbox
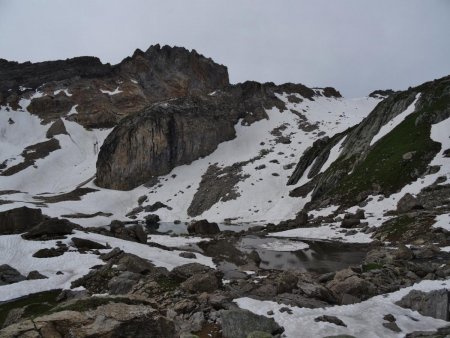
[0,0,449,97]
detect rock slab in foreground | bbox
[220,309,284,338]
[396,289,450,321]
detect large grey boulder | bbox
[220,309,283,338]
[0,207,43,235]
[396,289,449,320]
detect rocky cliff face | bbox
[96,81,336,190]
[0,44,229,128]
[95,95,240,190]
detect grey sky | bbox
[0,0,449,97]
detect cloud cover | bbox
[0,0,449,97]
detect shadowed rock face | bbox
[95,95,241,190]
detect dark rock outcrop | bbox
[22,218,76,240]
[220,309,284,338]
[397,193,423,213]
[396,289,450,321]
[187,219,220,236]
[71,237,108,250]
[0,45,229,128]
[0,207,43,235]
[287,132,346,185]
[0,264,26,285]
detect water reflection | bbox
[239,236,368,273]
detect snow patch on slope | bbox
[0,93,381,226]
[370,93,420,146]
[235,279,450,338]
[0,230,214,302]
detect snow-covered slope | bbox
[0,92,381,226]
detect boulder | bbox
[22,218,76,240]
[0,264,26,285]
[26,271,48,280]
[33,247,66,258]
[0,207,43,235]
[180,271,222,293]
[116,253,155,274]
[295,211,309,226]
[327,268,376,303]
[314,315,347,327]
[46,118,68,138]
[145,214,160,226]
[130,225,147,244]
[169,263,213,282]
[397,193,423,213]
[71,237,108,250]
[340,219,360,229]
[396,289,449,320]
[220,309,284,338]
[108,272,141,294]
[110,221,148,243]
[187,219,220,235]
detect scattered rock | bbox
[397,193,423,213]
[187,219,220,235]
[100,247,123,261]
[22,218,76,240]
[116,253,156,274]
[110,221,148,243]
[72,237,108,250]
[180,271,222,293]
[137,195,148,205]
[0,207,43,235]
[383,314,396,322]
[145,214,160,226]
[396,289,450,320]
[314,315,347,327]
[179,252,196,259]
[170,263,213,282]
[383,321,402,332]
[26,271,48,280]
[0,264,26,285]
[341,219,360,229]
[33,247,66,258]
[220,309,284,338]
[46,118,68,138]
[402,151,416,160]
[146,201,171,212]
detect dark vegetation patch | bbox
[328,112,441,204]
